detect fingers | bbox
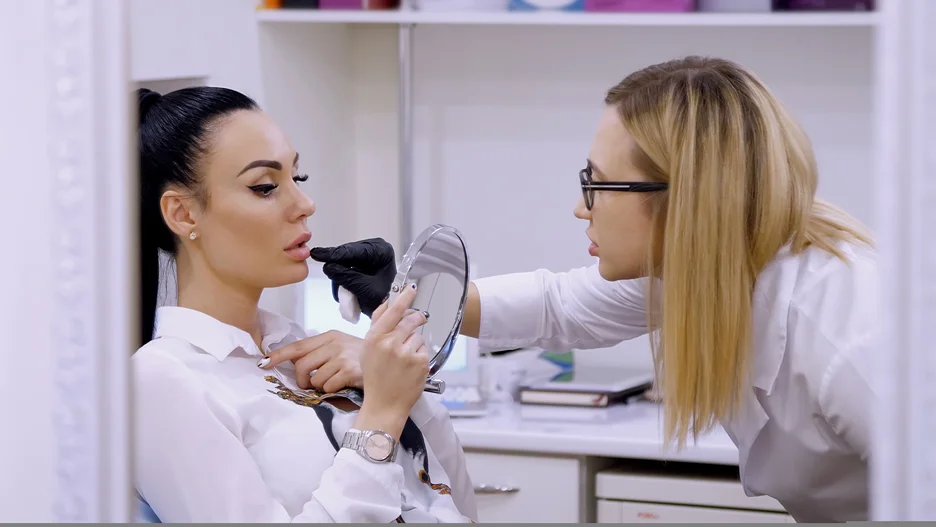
[322,364,362,393]
[392,309,430,340]
[401,331,427,355]
[321,262,356,281]
[259,331,336,370]
[294,344,334,379]
[305,359,342,391]
[309,244,352,264]
[401,332,430,377]
[368,283,418,335]
[311,238,395,272]
[370,298,390,323]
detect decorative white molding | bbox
[910,0,936,516]
[47,0,132,522]
[871,0,936,521]
[48,0,99,520]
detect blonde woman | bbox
[313,56,876,523]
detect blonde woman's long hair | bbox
[605,56,872,448]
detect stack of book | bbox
[517,366,653,408]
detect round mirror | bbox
[388,224,469,395]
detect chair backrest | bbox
[135,494,161,523]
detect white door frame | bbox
[871,0,936,521]
[0,0,133,522]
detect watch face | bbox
[364,433,393,461]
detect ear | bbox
[160,189,198,239]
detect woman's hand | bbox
[357,284,430,424]
[259,331,365,393]
[310,238,396,318]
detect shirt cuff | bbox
[474,271,542,350]
[333,447,405,495]
[408,393,443,429]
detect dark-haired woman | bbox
[132,87,477,523]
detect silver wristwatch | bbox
[341,428,397,463]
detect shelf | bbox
[256,8,879,27]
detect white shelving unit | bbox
[256,8,879,26]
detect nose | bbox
[289,185,316,222]
[573,194,590,221]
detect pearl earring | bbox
[189,232,197,240]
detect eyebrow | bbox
[586,158,605,181]
[236,152,300,177]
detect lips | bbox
[586,231,598,257]
[284,232,312,262]
[286,232,312,251]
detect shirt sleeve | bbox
[409,395,479,522]
[473,265,651,351]
[818,344,874,459]
[133,351,407,523]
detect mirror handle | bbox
[424,378,445,394]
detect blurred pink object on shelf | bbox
[318,0,399,8]
[585,0,695,11]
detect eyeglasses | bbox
[579,161,668,210]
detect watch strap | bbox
[342,428,397,463]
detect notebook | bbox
[518,366,654,408]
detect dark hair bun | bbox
[137,88,162,125]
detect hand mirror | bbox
[387,224,469,395]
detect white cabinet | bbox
[595,466,793,523]
[597,500,794,523]
[464,451,581,522]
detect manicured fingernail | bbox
[422,311,430,320]
[257,357,270,368]
[308,369,318,377]
[382,294,390,303]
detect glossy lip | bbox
[285,232,312,250]
[585,230,597,248]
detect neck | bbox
[175,251,264,350]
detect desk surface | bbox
[450,400,740,466]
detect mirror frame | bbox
[388,224,470,394]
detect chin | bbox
[267,262,311,288]
[598,259,642,282]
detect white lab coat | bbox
[133,306,477,523]
[473,241,876,523]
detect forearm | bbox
[465,266,650,351]
[353,403,410,441]
[459,282,481,339]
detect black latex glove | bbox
[309,238,396,318]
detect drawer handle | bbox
[473,484,520,494]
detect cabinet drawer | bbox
[464,451,581,523]
[598,499,794,523]
[596,468,786,512]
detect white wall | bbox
[129,0,305,314]
[129,0,265,97]
[340,23,874,369]
[0,2,56,520]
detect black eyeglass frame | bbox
[579,162,668,210]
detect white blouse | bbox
[473,242,876,523]
[133,306,478,523]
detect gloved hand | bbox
[309,238,397,318]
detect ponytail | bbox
[138,88,163,347]
[135,86,259,348]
